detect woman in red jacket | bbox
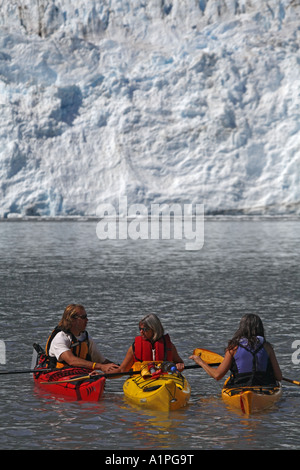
[118,314,184,372]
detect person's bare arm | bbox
[171,343,185,372]
[189,349,233,381]
[60,350,119,373]
[264,342,283,381]
[118,345,135,372]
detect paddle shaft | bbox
[40,362,223,383]
[103,362,221,378]
[0,368,58,375]
[282,377,300,386]
[0,360,221,378]
[184,363,221,370]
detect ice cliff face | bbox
[0,0,299,218]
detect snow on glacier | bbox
[0,0,299,218]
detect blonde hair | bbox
[58,304,86,332]
[139,314,164,342]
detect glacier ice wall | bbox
[0,0,299,218]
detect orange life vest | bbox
[133,334,173,362]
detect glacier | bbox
[0,0,299,218]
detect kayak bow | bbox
[123,362,191,411]
[33,366,106,401]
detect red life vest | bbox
[133,334,173,362]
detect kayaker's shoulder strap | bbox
[239,338,265,369]
[238,338,265,374]
[45,326,62,356]
[71,331,91,361]
[45,326,82,354]
[70,331,89,349]
[238,337,265,355]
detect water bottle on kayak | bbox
[147,362,156,374]
[161,362,178,374]
[147,362,163,378]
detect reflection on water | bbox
[120,403,183,449]
[0,219,299,450]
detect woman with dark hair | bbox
[190,314,282,386]
[118,314,185,372]
[45,304,119,373]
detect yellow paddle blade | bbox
[193,348,224,364]
[140,363,152,378]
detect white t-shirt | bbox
[49,330,107,363]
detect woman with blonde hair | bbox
[45,304,119,374]
[118,314,184,372]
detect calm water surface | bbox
[0,218,299,451]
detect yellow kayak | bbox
[222,377,282,415]
[192,348,282,415]
[123,362,191,412]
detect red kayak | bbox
[33,366,106,401]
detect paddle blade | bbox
[193,348,224,364]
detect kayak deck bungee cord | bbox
[221,377,282,414]
[123,361,191,411]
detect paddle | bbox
[193,347,300,388]
[0,367,59,375]
[0,352,222,380]
[192,347,224,364]
[39,360,224,385]
[40,369,143,384]
[282,377,300,387]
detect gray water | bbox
[0,218,299,451]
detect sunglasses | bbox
[74,314,88,319]
[139,326,150,332]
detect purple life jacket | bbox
[234,336,268,374]
[228,336,276,386]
